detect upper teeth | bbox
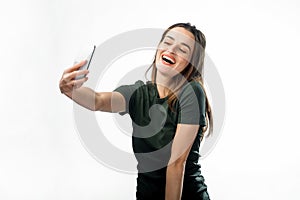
[162,55,175,64]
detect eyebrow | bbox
[165,35,192,51]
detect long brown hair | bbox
[146,23,213,139]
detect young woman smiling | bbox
[59,23,212,200]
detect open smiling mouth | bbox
[162,54,176,65]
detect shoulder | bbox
[177,81,207,125]
[114,80,145,91]
[132,80,155,93]
[132,80,155,89]
[117,80,156,97]
[131,80,146,88]
[180,80,205,99]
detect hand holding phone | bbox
[75,45,96,80]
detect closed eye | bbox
[179,48,187,53]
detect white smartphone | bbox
[75,45,96,80]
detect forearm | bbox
[165,162,186,200]
[65,87,99,111]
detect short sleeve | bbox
[177,81,206,126]
[113,80,144,115]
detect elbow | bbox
[169,158,187,170]
[167,160,186,178]
[174,160,187,169]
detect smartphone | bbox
[75,45,96,80]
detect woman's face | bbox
[155,27,195,77]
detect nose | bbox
[166,44,176,54]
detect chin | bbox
[156,62,180,78]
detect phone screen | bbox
[75,45,96,80]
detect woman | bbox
[59,23,212,200]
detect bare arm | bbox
[165,124,199,200]
[59,60,126,112]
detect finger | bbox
[64,60,87,73]
[71,69,89,80]
[71,77,88,89]
[74,82,84,89]
[64,69,89,81]
[72,76,88,85]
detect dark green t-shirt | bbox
[114,80,208,199]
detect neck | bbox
[155,71,174,98]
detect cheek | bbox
[176,61,189,73]
[177,55,190,67]
[177,53,193,72]
[155,50,162,60]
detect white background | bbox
[1,0,300,199]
